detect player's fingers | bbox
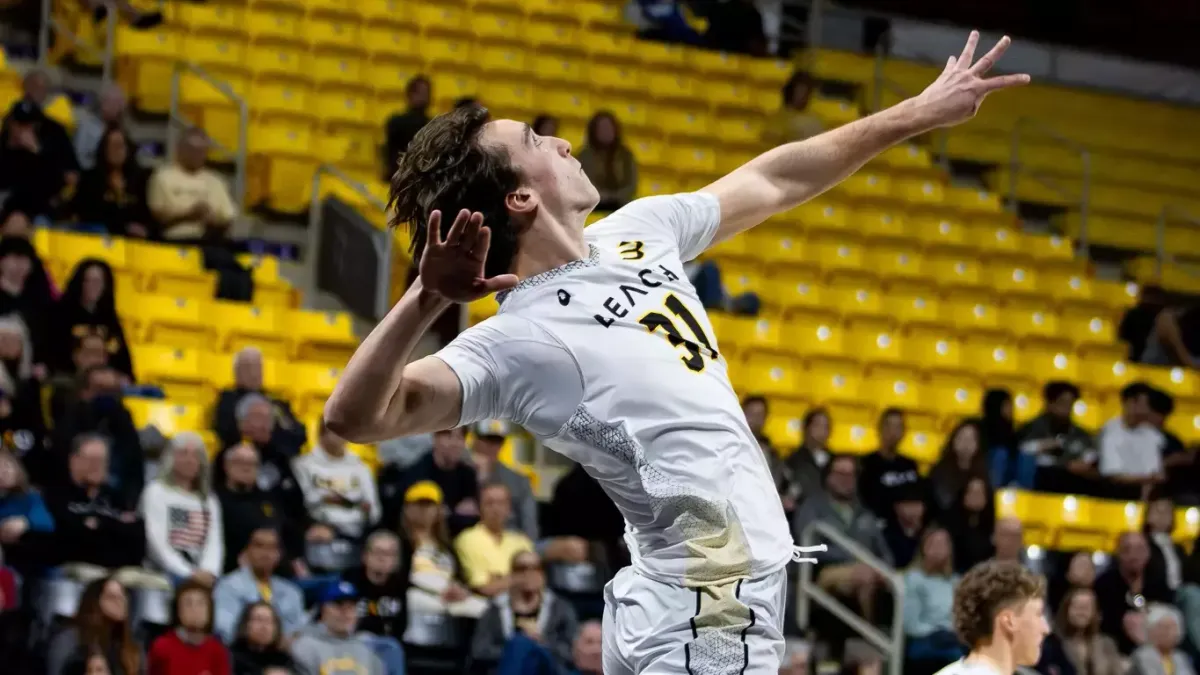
[425,210,443,250]
[969,35,1011,77]
[941,55,956,75]
[460,211,484,248]
[957,30,979,69]
[978,73,1031,93]
[480,274,519,292]
[444,209,471,246]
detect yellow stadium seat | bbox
[745,226,807,267]
[836,171,892,201]
[866,371,925,413]
[422,35,473,69]
[763,414,803,451]
[248,118,314,158]
[994,489,1047,547]
[479,78,537,118]
[185,35,247,72]
[708,81,761,114]
[1168,403,1200,444]
[762,269,825,312]
[588,62,642,96]
[961,337,1020,379]
[250,80,313,120]
[287,310,358,363]
[47,231,131,285]
[247,8,304,43]
[1077,354,1137,396]
[1003,300,1065,344]
[947,186,1003,214]
[1133,365,1200,400]
[892,177,945,207]
[472,7,525,43]
[886,289,942,327]
[1060,306,1116,350]
[411,2,469,36]
[1021,345,1080,383]
[362,26,420,61]
[989,261,1042,298]
[536,86,591,123]
[310,52,365,87]
[901,326,965,374]
[927,252,987,291]
[806,232,865,274]
[134,295,214,350]
[526,18,581,52]
[924,376,982,421]
[863,242,926,281]
[133,344,211,403]
[941,293,1002,335]
[644,71,700,106]
[910,213,971,252]
[429,69,479,110]
[826,276,886,321]
[853,208,909,243]
[530,53,586,87]
[670,143,717,177]
[303,16,362,52]
[468,296,500,326]
[199,349,289,396]
[358,0,411,25]
[966,224,1024,258]
[718,315,779,354]
[306,0,361,19]
[1069,396,1109,433]
[125,399,205,437]
[1174,507,1200,546]
[783,311,846,362]
[847,324,905,367]
[475,43,529,77]
[720,262,767,298]
[806,362,866,408]
[585,29,636,64]
[576,1,625,30]
[175,1,246,35]
[702,231,750,264]
[657,105,712,141]
[789,200,850,234]
[1052,495,1122,551]
[737,353,805,400]
[523,0,575,22]
[828,419,877,456]
[902,424,944,466]
[286,362,343,417]
[210,302,287,357]
[116,26,182,112]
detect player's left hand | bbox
[420,209,519,303]
[912,31,1031,128]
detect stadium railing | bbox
[38,0,118,83]
[168,60,250,214]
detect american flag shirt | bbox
[166,505,210,563]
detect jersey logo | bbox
[557,289,571,306]
[638,294,719,373]
[618,240,645,260]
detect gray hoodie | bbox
[289,623,384,675]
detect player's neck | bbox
[966,643,1014,675]
[513,215,588,281]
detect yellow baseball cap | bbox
[404,480,444,505]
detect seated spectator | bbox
[883,481,928,568]
[992,517,1028,567]
[1036,587,1120,675]
[1047,551,1097,616]
[292,419,380,542]
[214,348,306,456]
[629,0,703,45]
[214,527,308,644]
[792,454,892,623]
[1098,383,1165,499]
[858,408,921,523]
[45,433,145,570]
[786,407,832,508]
[147,128,235,243]
[1017,381,1096,494]
[1149,389,1194,503]
[141,432,223,586]
[147,580,231,675]
[1119,285,1168,362]
[0,316,46,462]
[981,388,1019,486]
[1143,491,1185,591]
[74,127,153,238]
[229,602,296,675]
[928,419,986,515]
[61,647,117,675]
[1140,302,1200,369]
[215,442,307,575]
[48,259,135,381]
[213,395,305,522]
[779,639,811,675]
[47,332,109,422]
[341,531,406,640]
[945,476,995,573]
[1094,532,1172,655]
[0,97,78,229]
[382,75,431,180]
[471,550,579,672]
[46,575,141,675]
[683,257,761,314]
[0,237,52,354]
[532,115,559,137]
[567,620,602,675]
[469,421,537,541]
[756,432,794,515]
[74,84,130,171]
[694,0,767,55]
[1129,604,1194,675]
[53,364,144,504]
[0,447,54,574]
[577,112,636,211]
[399,481,471,603]
[765,72,824,144]
[543,462,627,575]
[903,527,963,666]
[381,427,478,533]
[290,582,388,675]
[456,483,535,598]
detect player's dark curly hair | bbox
[388,105,523,280]
[953,560,1045,648]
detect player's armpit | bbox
[326,355,463,443]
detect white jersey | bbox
[933,660,1008,675]
[434,192,793,587]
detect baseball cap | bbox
[7,100,39,124]
[319,580,359,605]
[473,419,510,440]
[404,480,443,505]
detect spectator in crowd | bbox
[48,259,135,381]
[568,620,602,675]
[215,442,306,575]
[0,97,78,229]
[214,527,308,644]
[78,0,164,29]
[47,333,109,423]
[1128,604,1194,675]
[45,434,145,571]
[883,481,928,568]
[532,115,559,138]
[928,419,986,515]
[756,432,794,514]
[469,421,538,541]
[577,111,637,212]
[792,454,892,623]
[141,432,223,586]
[629,0,703,45]
[991,517,1027,566]
[980,388,1019,485]
[292,419,380,542]
[148,128,236,243]
[382,75,431,180]
[0,447,54,573]
[62,647,116,675]
[471,550,579,672]
[213,395,305,524]
[1035,587,1121,675]
[0,237,52,352]
[903,527,963,666]
[1098,383,1165,499]
[382,427,478,533]
[1139,302,1200,369]
[456,483,535,598]
[147,579,231,675]
[779,639,810,675]
[74,84,131,171]
[786,407,832,508]
[765,71,823,144]
[74,127,153,238]
[0,315,45,461]
[1047,551,1097,617]
[1149,389,1194,502]
[1017,381,1095,495]
[54,364,144,504]
[695,0,767,55]
[1119,285,1168,363]
[290,582,386,675]
[945,476,995,573]
[742,395,768,439]
[543,462,627,574]
[229,602,296,675]
[1143,491,1185,592]
[213,348,307,456]
[46,576,141,675]
[1094,531,1172,654]
[858,408,920,523]
[341,530,406,640]
[398,481,471,604]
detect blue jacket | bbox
[0,491,55,532]
[213,566,307,643]
[902,569,958,637]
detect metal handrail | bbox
[797,519,905,675]
[38,0,117,83]
[870,43,950,171]
[1008,116,1093,255]
[167,61,249,214]
[306,164,393,320]
[1155,205,1200,279]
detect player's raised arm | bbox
[701,31,1030,243]
[324,209,517,443]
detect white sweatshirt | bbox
[140,481,225,577]
[292,446,381,538]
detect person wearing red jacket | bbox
[147,579,231,675]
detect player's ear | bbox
[506,188,538,216]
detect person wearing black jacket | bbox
[50,365,144,505]
[382,75,431,180]
[215,441,307,575]
[0,100,77,228]
[74,127,153,239]
[213,349,306,456]
[341,531,408,640]
[211,394,305,517]
[544,462,628,574]
[0,236,53,363]
[380,427,478,535]
[229,601,296,675]
[857,408,922,523]
[48,259,135,382]
[44,433,144,569]
[0,314,46,464]
[1093,531,1173,654]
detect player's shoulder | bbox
[457,311,562,347]
[586,192,717,240]
[932,660,1002,675]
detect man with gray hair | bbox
[213,347,306,455]
[1129,603,1193,675]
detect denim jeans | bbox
[989,446,1037,489]
[496,634,559,675]
[361,633,406,675]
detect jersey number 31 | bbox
[639,294,719,372]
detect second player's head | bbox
[953,560,1048,666]
[390,106,600,280]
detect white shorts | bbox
[602,566,789,674]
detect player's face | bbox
[481,119,599,222]
[1008,597,1050,666]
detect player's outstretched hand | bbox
[420,209,519,303]
[913,31,1031,128]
